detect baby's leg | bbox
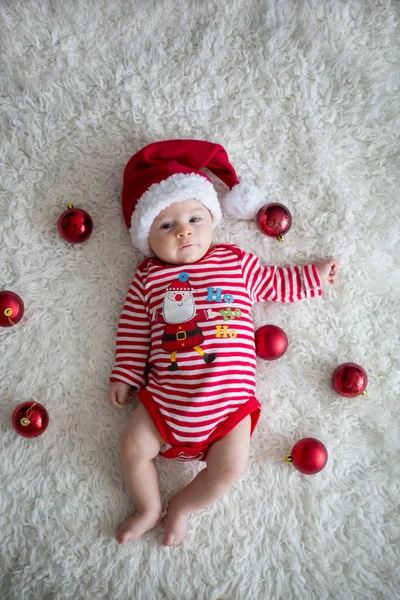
[116,403,165,544]
[163,415,251,546]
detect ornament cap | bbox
[66,203,74,209]
[277,234,285,243]
[284,455,292,463]
[4,308,13,317]
[20,417,30,426]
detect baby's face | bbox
[148,198,213,265]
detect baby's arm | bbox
[109,268,151,407]
[241,252,321,303]
[240,249,339,303]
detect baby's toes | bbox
[162,509,189,546]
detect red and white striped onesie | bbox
[110,244,322,461]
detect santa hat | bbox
[166,277,192,292]
[122,139,265,255]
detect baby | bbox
[108,140,339,546]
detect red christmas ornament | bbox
[257,203,292,243]
[285,438,328,474]
[0,290,24,327]
[255,324,288,360]
[12,402,49,438]
[58,204,93,243]
[332,362,368,398]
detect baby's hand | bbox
[315,258,340,286]
[109,381,133,408]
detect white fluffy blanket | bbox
[1,1,399,598]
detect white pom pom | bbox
[221,183,266,220]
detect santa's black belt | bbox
[163,327,202,342]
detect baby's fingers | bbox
[329,260,339,274]
[109,390,124,408]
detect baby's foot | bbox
[163,501,189,546]
[116,511,163,544]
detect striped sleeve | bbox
[110,269,150,388]
[241,252,322,303]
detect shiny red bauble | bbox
[257,203,292,242]
[332,362,368,398]
[12,402,49,438]
[255,324,288,360]
[58,204,93,243]
[286,438,328,474]
[0,290,24,327]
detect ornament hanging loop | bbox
[4,308,17,326]
[20,403,37,427]
[27,403,37,417]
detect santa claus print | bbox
[154,272,219,371]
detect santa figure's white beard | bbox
[163,296,196,323]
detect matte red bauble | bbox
[58,204,93,243]
[332,362,368,398]
[257,203,292,242]
[0,290,24,327]
[12,402,49,438]
[255,324,288,360]
[285,438,328,474]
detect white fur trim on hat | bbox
[130,173,223,256]
[221,182,266,220]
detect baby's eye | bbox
[190,217,201,223]
[161,222,173,230]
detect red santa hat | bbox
[122,139,265,255]
[167,277,192,292]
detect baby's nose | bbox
[177,226,192,238]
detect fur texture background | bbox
[1,1,399,599]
